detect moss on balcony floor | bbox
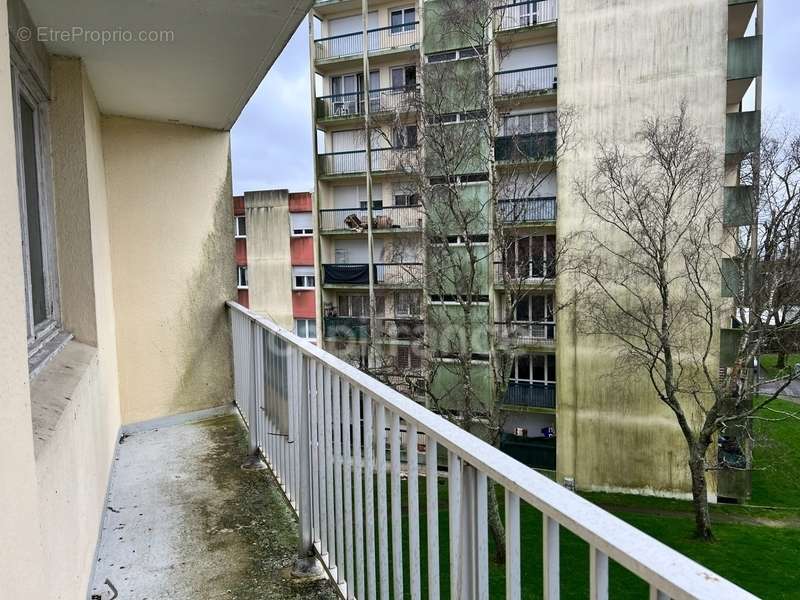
[90,409,337,600]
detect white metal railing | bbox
[228,301,757,600]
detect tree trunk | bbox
[777,351,787,371]
[688,448,714,541]
[487,479,506,563]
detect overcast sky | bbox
[231,3,798,196]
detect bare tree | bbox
[572,106,800,540]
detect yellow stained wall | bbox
[556,0,727,496]
[245,189,294,329]
[102,117,235,423]
[0,2,47,595]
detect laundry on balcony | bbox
[344,213,366,231]
[343,213,396,231]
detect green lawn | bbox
[760,353,800,379]
[752,398,800,507]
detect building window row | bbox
[427,46,482,64]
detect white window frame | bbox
[234,215,246,238]
[295,318,317,339]
[390,7,416,33]
[12,47,63,367]
[290,212,314,237]
[426,47,481,64]
[293,266,316,290]
[512,353,556,385]
[237,266,248,289]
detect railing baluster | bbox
[286,340,295,505]
[309,360,321,548]
[342,381,355,597]
[324,367,337,572]
[505,491,520,600]
[390,413,404,600]
[448,452,462,600]
[426,439,440,600]
[317,363,330,565]
[543,515,560,599]
[363,395,377,600]
[649,586,669,600]
[407,423,421,600]
[333,374,345,585]
[250,320,261,458]
[590,547,609,600]
[352,389,366,599]
[476,472,489,600]
[376,404,390,600]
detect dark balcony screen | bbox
[324,264,373,284]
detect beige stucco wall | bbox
[245,189,294,329]
[103,116,235,423]
[556,0,727,496]
[0,3,47,595]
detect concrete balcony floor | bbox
[90,409,337,600]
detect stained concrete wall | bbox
[0,2,47,595]
[556,0,727,496]
[245,189,295,329]
[102,117,235,423]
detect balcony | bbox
[494,0,558,32]
[726,110,761,157]
[379,316,424,341]
[495,64,557,97]
[497,197,556,223]
[314,22,420,63]
[316,86,418,122]
[727,35,762,105]
[324,316,370,340]
[504,381,556,409]
[319,205,423,233]
[317,147,411,177]
[495,260,556,284]
[227,302,753,600]
[495,321,555,347]
[500,432,556,470]
[322,262,423,287]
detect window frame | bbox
[234,215,246,238]
[237,265,248,289]
[11,51,62,361]
[390,7,416,33]
[295,318,317,339]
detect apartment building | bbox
[243,189,318,340]
[233,195,249,306]
[308,0,763,497]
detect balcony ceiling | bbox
[24,0,312,129]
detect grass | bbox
[759,353,800,379]
[751,398,800,508]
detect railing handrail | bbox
[495,319,555,325]
[496,63,557,75]
[228,300,757,600]
[315,21,420,43]
[322,262,423,266]
[318,147,397,157]
[317,85,419,101]
[494,0,550,10]
[320,205,421,213]
[497,196,557,203]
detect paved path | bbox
[757,368,800,402]
[90,410,336,600]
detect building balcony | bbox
[319,205,423,233]
[723,185,753,227]
[379,316,424,341]
[500,431,556,470]
[495,132,557,163]
[314,22,420,64]
[495,260,556,285]
[727,35,762,105]
[495,321,556,348]
[316,86,418,122]
[497,197,557,224]
[725,110,761,157]
[322,262,423,287]
[495,64,557,98]
[324,315,371,340]
[494,0,558,33]
[503,381,556,409]
[317,147,412,177]
[227,302,755,600]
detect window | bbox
[432,234,489,246]
[391,65,417,89]
[338,294,370,317]
[295,318,317,339]
[234,215,246,238]
[426,47,483,63]
[293,266,316,289]
[499,111,557,137]
[237,266,248,289]
[13,55,61,362]
[512,353,556,384]
[392,125,417,149]
[290,212,313,236]
[393,192,419,207]
[505,234,556,279]
[397,345,422,370]
[429,173,488,186]
[359,199,383,211]
[429,110,487,125]
[390,7,416,33]
[395,292,420,317]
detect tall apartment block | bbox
[308,0,762,497]
[241,189,319,341]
